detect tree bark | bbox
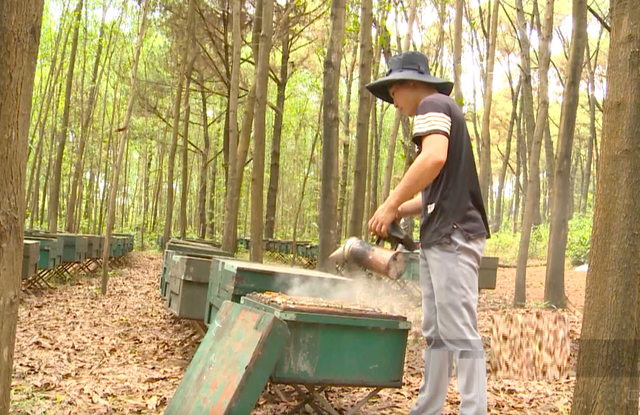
[164,0,195,248]
[381,0,417,201]
[223,0,258,254]
[348,0,373,239]
[49,0,83,234]
[142,141,151,250]
[264,7,291,240]
[544,119,554,221]
[453,0,464,106]
[179,52,196,239]
[493,78,521,233]
[581,29,603,214]
[293,104,323,265]
[514,0,536,223]
[336,39,358,245]
[250,0,274,263]
[515,0,554,307]
[544,0,587,308]
[67,4,107,233]
[101,0,149,294]
[479,0,500,207]
[513,101,523,233]
[571,2,640,411]
[179,0,197,239]
[318,0,346,270]
[27,17,69,226]
[0,0,43,411]
[198,71,210,239]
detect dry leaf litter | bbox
[11,252,588,414]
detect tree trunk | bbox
[337,39,358,246]
[164,0,195,248]
[513,102,523,233]
[142,141,151,250]
[198,71,210,239]
[453,0,464,106]
[544,119,554,221]
[264,7,290,240]
[348,0,373,239]
[250,0,274,263]
[0,0,43,411]
[544,0,587,308]
[318,0,346,270]
[293,104,323,265]
[514,0,554,307]
[49,0,83,234]
[479,0,500,207]
[180,0,197,239]
[67,4,107,233]
[223,0,257,254]
[581,30,602,214]
[27,18,69,225]
[101,0,148,294]
[493,79,521,233]
[381,0,417,201]
[571,3,640,412]
[208,152,217,239]
[179,53,196,239]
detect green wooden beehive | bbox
[402,251,420,282]
[115,233,135,253]
[81,235,103,259]
[22,241,40,280]
[164,300,290,415]
[160,242,234,300]
[479,256,498,289]
[242,293,410,388]
[55,234,88,263]
[204,259,354,327]
[112,236,126,257]
[167,255,215,320]
[25,236,63,269]
[160,250,176,298]
[166,239,233,258]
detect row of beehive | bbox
[21,231,134,287]
[160,239,413,414]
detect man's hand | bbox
[368,200,400,238]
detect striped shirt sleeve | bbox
[413,112,452,137]
[412,96,453,146]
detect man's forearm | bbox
[386,150,445,210]
[399,194,422,217]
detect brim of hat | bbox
[366,71,454,103]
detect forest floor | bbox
[10,251,588,415]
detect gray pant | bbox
[409,227,487,415]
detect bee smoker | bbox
[328,220,417,280]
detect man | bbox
[366,51,490,415]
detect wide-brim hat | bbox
[366,51,454,104]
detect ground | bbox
[10,251,588,414]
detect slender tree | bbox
[318,0,346,270]
[265,3,292,240]
[514,0,554,306]
[101,0,149,294]
[221,0,243,252]
[49,0,83,234]
[479,0,500,206]
[348,0,373,239]
[250,0,274,262]
[545,0,588,308]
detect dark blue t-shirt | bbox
[411,93,490,247]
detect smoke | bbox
[270,268,423,323]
